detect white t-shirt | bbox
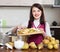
[21,20,51,37]
[45,22,51,36]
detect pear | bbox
[5,42,14,49]
[55,39,59,44]
[48,43,53,49]
[8,42,14,46]
[43,39,49,45]
[53,44,59,49]
[38,43,44,49]
[50,40,56,45]
[50,37,55,41]
[44,36,50,40]
[22,42,29,49]
[29,42,37,49]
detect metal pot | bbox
[0,32,10,45]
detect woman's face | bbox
[32,7,42,20]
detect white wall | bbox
[44,7,60,25]
[0,7,60,26]
[0,7,30,26]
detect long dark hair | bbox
[28,3,45,28]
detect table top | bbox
[0,45,60,52]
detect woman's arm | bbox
[12,26,18,34]
[45,22,51,37]
[12,21,28,34]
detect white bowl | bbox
[14,40,24,49]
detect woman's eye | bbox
[32,10,35,12]
[32,10,41,13]
[38,10,40,12]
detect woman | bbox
[27,3,51,45]
[12,3,51,45]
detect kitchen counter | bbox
[0,45,60,52]
[50,26,60,40]
[50,26,60,28]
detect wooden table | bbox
[0,46,60,52]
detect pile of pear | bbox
[6,36,60,50]
[27,36,60,50]
[43,36,60,49]
[22,42,44,50]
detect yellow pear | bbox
[55,40,59,44]
[50,37,55,41]
[48,43,53,49]
[29,42,37,49]
[50,40,56,45]
[53,44,59,49]
[44,36,50,40]
[43,39,49,45]
[22,42,29,49]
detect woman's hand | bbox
[12,25,26,34]
[17,25,27,30]
[39,28,47,37]
[12,26,18,34]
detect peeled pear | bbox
[22,42,29,49]
[38,43,44,49]
[5,42,14,49]
[8,42,14,46]
[29,42,37,49]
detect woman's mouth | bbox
[35,14,39,17]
